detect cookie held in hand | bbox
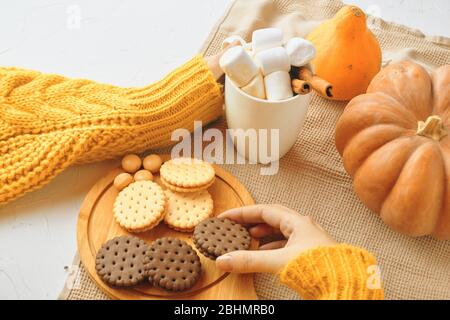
[95,235,149,287]
[145,237,202,291]
[193,217,251,260]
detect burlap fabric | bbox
[60,0,450,300]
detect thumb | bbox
[215,249,286,274]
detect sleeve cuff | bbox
[279,244,384,300]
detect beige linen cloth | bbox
[60,0,450,300]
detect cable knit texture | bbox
[0,55,223,205]
[279,244,384,300]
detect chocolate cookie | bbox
[193,218,251,259]
[95,235,149,287]
[145,237,202,292]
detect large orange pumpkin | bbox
[335,61,450,239]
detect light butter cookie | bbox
[113,180,166,233]
[164,189,213,232]
[160,158,215,189]
[160,176,215,193]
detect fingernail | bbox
[216,255,233,272]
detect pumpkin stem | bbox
[351,6,363,17]
[416,115,447,141]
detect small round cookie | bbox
[114,172,134,191]
[160,176,215,193]
[145,237,201,291]
[143,154,163,173]
[160,158,215,188]
[121,154,142,173]
[134,169,153,182]
[164,189,213,232]
[193,218,251,260]
[95,235,149,287]
[113,180,166,233]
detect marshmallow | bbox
[220,46,259,87]
[243,42,255,58]
[264,71,294,101]
[221,35,247,49]
[244,42,253,51]
[241,73,266,99]
[255,47,291,75]
[252,28,283,53]
[284,37,316,67]
[245,48,255,59]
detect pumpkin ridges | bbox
[336,92,417,155]
[432,65,450,115]
[353,137,420,213]
[431,66,450,127]
[441,110,450,127]
[433,146,450,239]
[335,60,450,238]
[342,124,409,176]
[380,142,445,237]
[367,61,433,121]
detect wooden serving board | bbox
[77,155,258,300]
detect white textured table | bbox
[0,0,448,299]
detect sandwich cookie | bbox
[193,218,251,260]
[160,158,215,192]
[145,237,202,291]
[164,189,213,232]
[95,235,149,287]
[113,180,166,233]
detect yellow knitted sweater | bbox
[0,55,384,300]
[279,244,384,300]
[0,55,223,204]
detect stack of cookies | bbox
[112,156,215,233]
[95,218,252,291]
[95,154,252,292]
[160,158,215,232]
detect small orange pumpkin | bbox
[335,61,450,239]
[306,5,382,101]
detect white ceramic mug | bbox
[224,76,311,164]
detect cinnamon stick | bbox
[298,67,333,98]
[291,79,311,95]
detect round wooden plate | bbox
[77,155,258,300]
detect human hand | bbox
[215,205,337,274]
[204,40,241,80]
